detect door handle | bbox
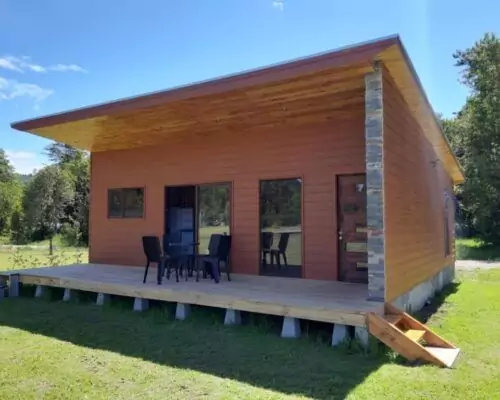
[338,230,343,241]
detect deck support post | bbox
[9,274,20,298]
[331,323,348,346]
[0,277,7,300]
[96,293,111,306]
[175,303,191,320]
[133,298,149,312]
[365,62,386,302]
[62,288,74,302]
[281,317,301,339]
[224,309,242,325]
[34,285,46,298]
[355,326,370,349]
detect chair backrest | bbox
[261,232,273,249]
[207,234,222,256]
[164,232,188,257]
[142,236,162,263]
[278,233,290,252]
[180,229,195,255]
[217,234,231,260]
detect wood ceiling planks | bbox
[33,68,367,152]
[13,35,464,183]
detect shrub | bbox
[60,223,82,247]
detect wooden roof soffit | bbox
[10,35,464,183]
[377,43,465,184]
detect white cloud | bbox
[0,57,23,72]
[272,1,284,11]
[48,63,87,73]
[0,76,53,103]
[5,150,45,174]
[0,55,86,74]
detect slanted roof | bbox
[10,35,464,183]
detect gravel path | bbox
[455,260,500,270]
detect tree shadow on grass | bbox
[0,293,388,400]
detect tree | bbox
[23,166,74,254]
[45,143,83,165]
[0,180,23,235]
[0,149,14,183]
[44,142,90,245]
[443,33,500,243]
[0,150,22,236]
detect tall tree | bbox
[0,180,23,234]
[0,149,14,183]
[0,149,22,235]
[444,33,500,243]
[23,166,74,254]
[45,143,83,165]
[44,142,90,245]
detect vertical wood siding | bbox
[90,117,365,280]
[383,68,455,301]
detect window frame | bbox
[107,187,145,219]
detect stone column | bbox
[365,63,385,302]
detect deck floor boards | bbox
[0,264,383,327]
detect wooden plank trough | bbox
[0,264,382,329]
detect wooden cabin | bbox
[7,35,464,367]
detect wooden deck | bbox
[0,264,383,327]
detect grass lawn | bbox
[0,248,88,272]
[0,269,499,399]
[456,238,500,261]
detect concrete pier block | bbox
[62,288,73,302]
[331,323,348,346]
[355,326,370,348]
[96,293,111,306]
[224,309,242,325]
[9,274,20,297]
[175,303,191,320]
[133,297,149,312]
[281,317,301,339]
[34,285,46,298]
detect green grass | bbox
[456,238,500,261]
[1,270,500,399]
[0,248,88,272]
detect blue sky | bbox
[0,0,498,173]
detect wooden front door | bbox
[337,174,368,283]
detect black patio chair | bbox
[162,233,184,282]
[217,234,232,281]
[271,232,290,268]
[261,232,273,266]
[142,236,171,284]
[194,234,231,283]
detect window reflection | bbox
[197,183,231,255]
[260,179,302,277]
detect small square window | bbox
[108,188,144,218]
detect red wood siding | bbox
[90,118,365,280]
[383,68,455,301]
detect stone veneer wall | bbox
[365,63,385,301]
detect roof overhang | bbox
[10,35,464,184]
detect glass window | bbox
[197,183,231,254]
[259,178,302,277]
[107,188,144,218]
